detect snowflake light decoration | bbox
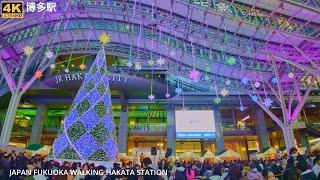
[188,68,200,82]
[214,97,221,104]
[134,62,142,71]
[220,88,229,97]
[216,2,229,12]
[64,68,70,73]
[241,77,249,85]
[225,79,231,86]
[23,45,34,56]
[239,105,245,112]
[271,77,278,84]
[204,75,210,81]
[226,57,236,65]
[175,87,182,95]
[251,95,258,102]
[205,66,211,72]
[79,64,86,70]
[254,82,261,88]
[169,51,176,57]
[148,60,155,66]
[99,32,111,45]
[35,71,43,78]
[50,64,56,69]
[156,57,166,66]
[127,61,133,68]
[288,73,294,79]
[148,94,155,101]
[45,50,54,59]
[263,97,273,108]
[165,93,171,98]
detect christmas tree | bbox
[52,46,118,161]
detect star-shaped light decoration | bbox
[35,71,43,78]
[220,88,229,97]
[214,97,221,104]
[254,82,261,88]
[23,45,34,56]
[79,64,86,70]
[226,57,236,65]
[99,32,111,45]
[64,68,70,73]
[148,94,155,101]
[225,79,231,86]
[241,77,249,85]
[188,68,200,82]
[156,57,166,66]
[239,105,245,112]
[175,87,182,95]
[251,95,258,102]
[134,62,142,71]
[165,93,171,98]
[271,77,278,84]
[263,97,273,108]
[50,64,56,69]
[288,73,294,79]
[127,61,133,68]
[45,50,54,59]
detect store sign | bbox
[55,72,128,84]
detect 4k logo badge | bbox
[1,2,24,18]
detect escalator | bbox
[305,121,320,137]
[265,120,320,137]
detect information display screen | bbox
[175,110,216,138]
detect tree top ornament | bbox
[99,32,111,45]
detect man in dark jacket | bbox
[142,157,159,180]
[270,159,283,178]
[283,147,306,180]
[296,160,317,180]
[174,162,186,180]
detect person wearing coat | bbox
[283,147,306,180]
[312,156,320,179]
[174,162,186,180]
[296,160,317,180]
[247,165,263,180]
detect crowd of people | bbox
[0,147,320,180]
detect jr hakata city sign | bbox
[55,73,128,84]
[43,72,128,89]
